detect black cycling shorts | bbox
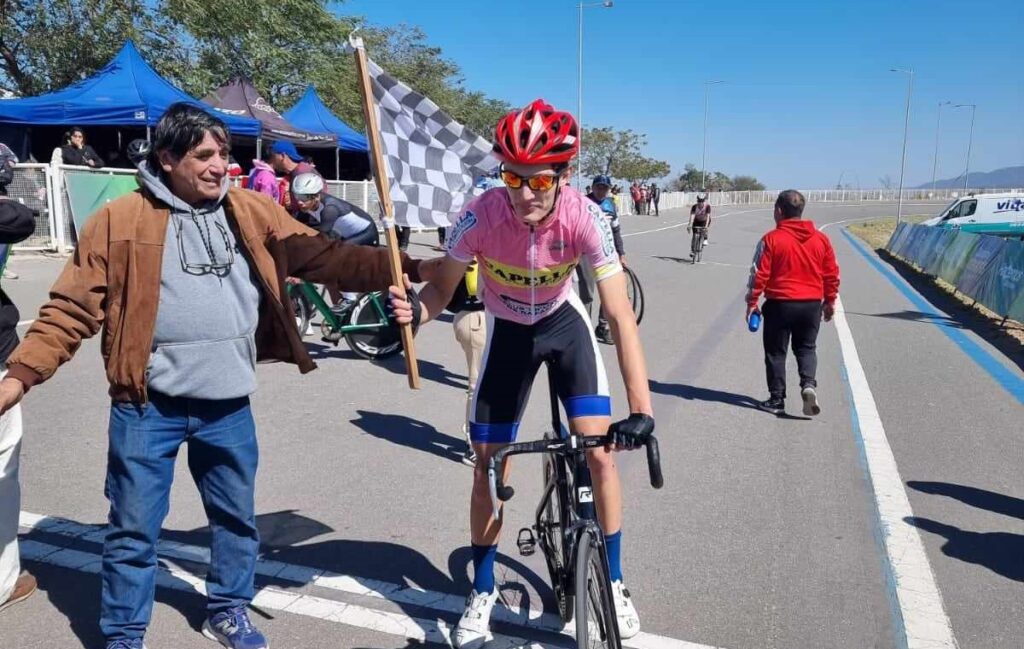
[469,293,611,444]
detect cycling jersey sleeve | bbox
[581,201,623,282]
[445,203,481,263]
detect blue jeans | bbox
[100,392,259,641]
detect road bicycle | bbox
[488,378,663,648]
[689,226,708,264]
[286,281,401,360]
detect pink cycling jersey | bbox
[446,186,622,325]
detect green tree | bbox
[579,126,644,178]
[670,164,705,191]
[0,0,189,96]
[731,175,765,191]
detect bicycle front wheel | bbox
[574,528,621,649]
[624,267,644,326]
[288,288,313,337]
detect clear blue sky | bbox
[345,0,1023,189]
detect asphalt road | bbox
[1,198,1020,649]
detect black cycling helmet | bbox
[127,139,151,165]
[592,174,612,188]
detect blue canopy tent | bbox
[283,86,368,152]
[283,86,369,180]
[0,41,261,138]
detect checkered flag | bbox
[365,57,499,228]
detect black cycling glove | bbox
[609,413,655,450]
[387,285,422,333]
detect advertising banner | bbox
[930,231,980,284]
[956,236,1006,297]
[64,170,139,234]
[970,240,1024,318]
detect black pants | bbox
[397,226,411,251]
[762,299,822,398]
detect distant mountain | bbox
[917,166,1024,189]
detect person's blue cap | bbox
[270,140,303,162]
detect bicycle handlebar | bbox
[486,432,663,520]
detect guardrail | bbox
[4,162,1018,251]
[885,222,1024,324]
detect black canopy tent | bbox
[204,78,349,177]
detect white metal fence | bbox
[4,162,1019,251]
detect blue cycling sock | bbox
[604,531,623,582]
[471,544,498,594]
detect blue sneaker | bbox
[105,641,146,649]
[202,606,269,649]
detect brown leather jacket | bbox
[6,187,421,403]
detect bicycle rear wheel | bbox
[343,292,402,360]
[574,528,621,649]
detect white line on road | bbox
[20,512,721,649]
[831,297,958,649]
[623,207,768,238]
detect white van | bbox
[921,192,1024,238]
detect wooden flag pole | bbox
[351,38,421,389]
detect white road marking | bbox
[831,297,958,649]
[20,511,722,649]
[623,207,768,238]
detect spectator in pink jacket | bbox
[247,153,280,203]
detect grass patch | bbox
[847,214,929,250]
[847,217,1024,358]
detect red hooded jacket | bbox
[746,219,840,308]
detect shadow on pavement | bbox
[24,558,208,648]
[845,309,966,329]
[652,255,692,264]
[907,481,1024,520]
[302,341,466,390]
[876,249,1024,373]
[905,516,1023,582]
[649,379,761,410]
[349,409,469,464]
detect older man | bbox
[746,190,840,416]
[0,103,422,649]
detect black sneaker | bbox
[758,397,785,415]
[595,324,613,345]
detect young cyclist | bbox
[389,99,655,647]
[688,192,712,250]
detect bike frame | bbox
[287,281,392,334]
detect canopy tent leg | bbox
[145,126,151,142]
[256,137,262,160]
[335,148,340,181]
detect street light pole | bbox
[576,1,613,191]
[701,80,723,191]
[891,68,914,225]
[931,101,951,193]
[955,103,976,193]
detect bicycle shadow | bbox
[349,409,468,465]
[652,255,692,264]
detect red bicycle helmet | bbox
[493,99,579,165]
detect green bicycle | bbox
[286,281,402,360]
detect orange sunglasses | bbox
[500,167,560,191]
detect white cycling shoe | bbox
[611,580,641,639]
[452,589,498,648]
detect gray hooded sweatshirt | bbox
[138,162,261,400]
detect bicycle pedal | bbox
[517,528,537,556]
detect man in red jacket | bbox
[746,190,840,416]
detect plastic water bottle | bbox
[748,312,761,332]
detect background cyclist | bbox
[688,191,713,252]
[581,174,625,344]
